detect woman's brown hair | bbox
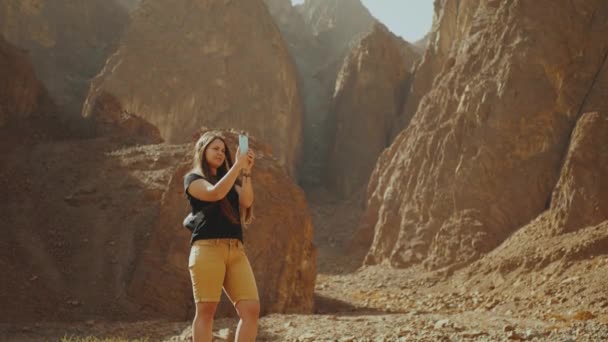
[190,130,253,225]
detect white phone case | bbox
[239,134,249,155]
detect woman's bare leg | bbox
[234,300,260,342]
[192,302,218,342]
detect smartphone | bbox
[238,134,248,155]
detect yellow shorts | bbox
[188,238,259,304]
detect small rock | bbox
[297,332,316,341]
[572,311,595,320]
[507,330,524,340]
[67,299,81,306]
[213,328,233,341]
[461,331,488,338]
[398,329,412,337]
[524,329,542,340]
[434,319,451,329]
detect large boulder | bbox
[0,36,46,128]
[83,0,303,176]
[396,0,480,133]
[549,112,608,234]
[129,130,316,318]
[359,0,608,270]
[0,0,129,121]
[0,136,186,322]
[326,23,420,197]
[0,129,316,322]
[0,36,65,147]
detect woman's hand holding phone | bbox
[234,146,248,170]
[244,150,254,171]
[238,134,254,172]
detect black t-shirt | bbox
[184,172,243,244]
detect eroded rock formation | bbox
[396,0,480,133]
[0,0,129,120]
[0,130,315,322]
[0,36,46,128]
[460,112,608,309]
[129,131,316,318]
[83,0,303,176]
[0,36,67,147]
[266,0,376,185]
[326,23,420,197]
[360,0,608,270]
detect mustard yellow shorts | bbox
[188,238,259,304]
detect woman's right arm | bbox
[187,148,248,202]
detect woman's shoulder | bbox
[184,172,206,189]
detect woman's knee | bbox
[236,300,260,321]
[195,302,218,320]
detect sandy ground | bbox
[2,187,607,342]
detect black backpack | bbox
[182,211,204,232]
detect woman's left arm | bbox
[236,150,254,208]
[236,173,254,208]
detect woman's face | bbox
[205,138,226,170]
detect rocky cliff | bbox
[266,0,376,186]
[460,111,608,314]
[0,0,129,122]
[297,0,376,59]
[397,0,480,132]
[326,23,420,198]
[360,0,608,270]
[83,0,303,176]
[0,36,69,147]
[0,37,46,128]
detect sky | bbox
[290,0,434,42]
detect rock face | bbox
[0,36,66,146]
[265,0,376,186]
[0,37,46,127]
[412,33,430,55]
[86,92,162,145]
[0,136,183,322]
[115,0,141,12]
[360,0,608,270]
[83,0,303,176]
[263,0,324,185]
[0,0,129,120]
[129,130,316,318]
[549,112,608,234]
[298,0,375,58]
[326,23,420,198]
[462,112,608,304]
[397,0,479,133]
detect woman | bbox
[183,130,259,342]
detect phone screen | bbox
[239,134,249,155]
